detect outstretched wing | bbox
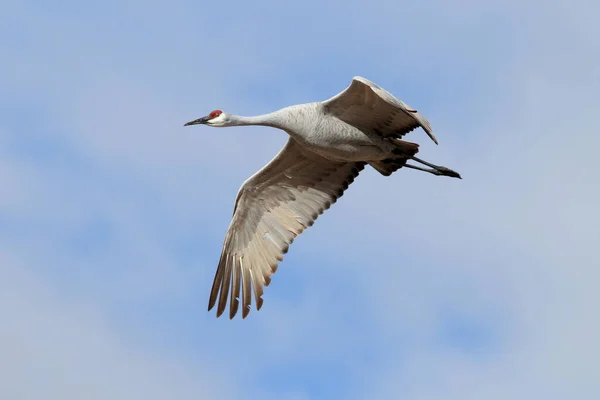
[322,76,438,144]
[209,138,365,319]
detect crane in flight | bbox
[184,76,461,319]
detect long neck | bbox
[227,111,284,128]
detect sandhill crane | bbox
[184,76,461,319]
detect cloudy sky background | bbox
[2,0,599,398]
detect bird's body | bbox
[184,76,461,319]
[239,103,397,162]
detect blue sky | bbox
[2,0,599,399]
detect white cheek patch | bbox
[209,113,227,125]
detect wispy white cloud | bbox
[0,254,238,400]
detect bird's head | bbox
[184,109,230,127]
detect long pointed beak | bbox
[184,116,210,126]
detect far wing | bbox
[322,76,438,144]
[209,138,365,319]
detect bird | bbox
[184,76,461,319]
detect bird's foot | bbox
[432,165,462,179]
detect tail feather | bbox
[369,140,419,176]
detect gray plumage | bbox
[184,76,461,319]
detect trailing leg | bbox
[405,156,462,179]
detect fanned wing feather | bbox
[322,76,438,144]
[208,138,365,319]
